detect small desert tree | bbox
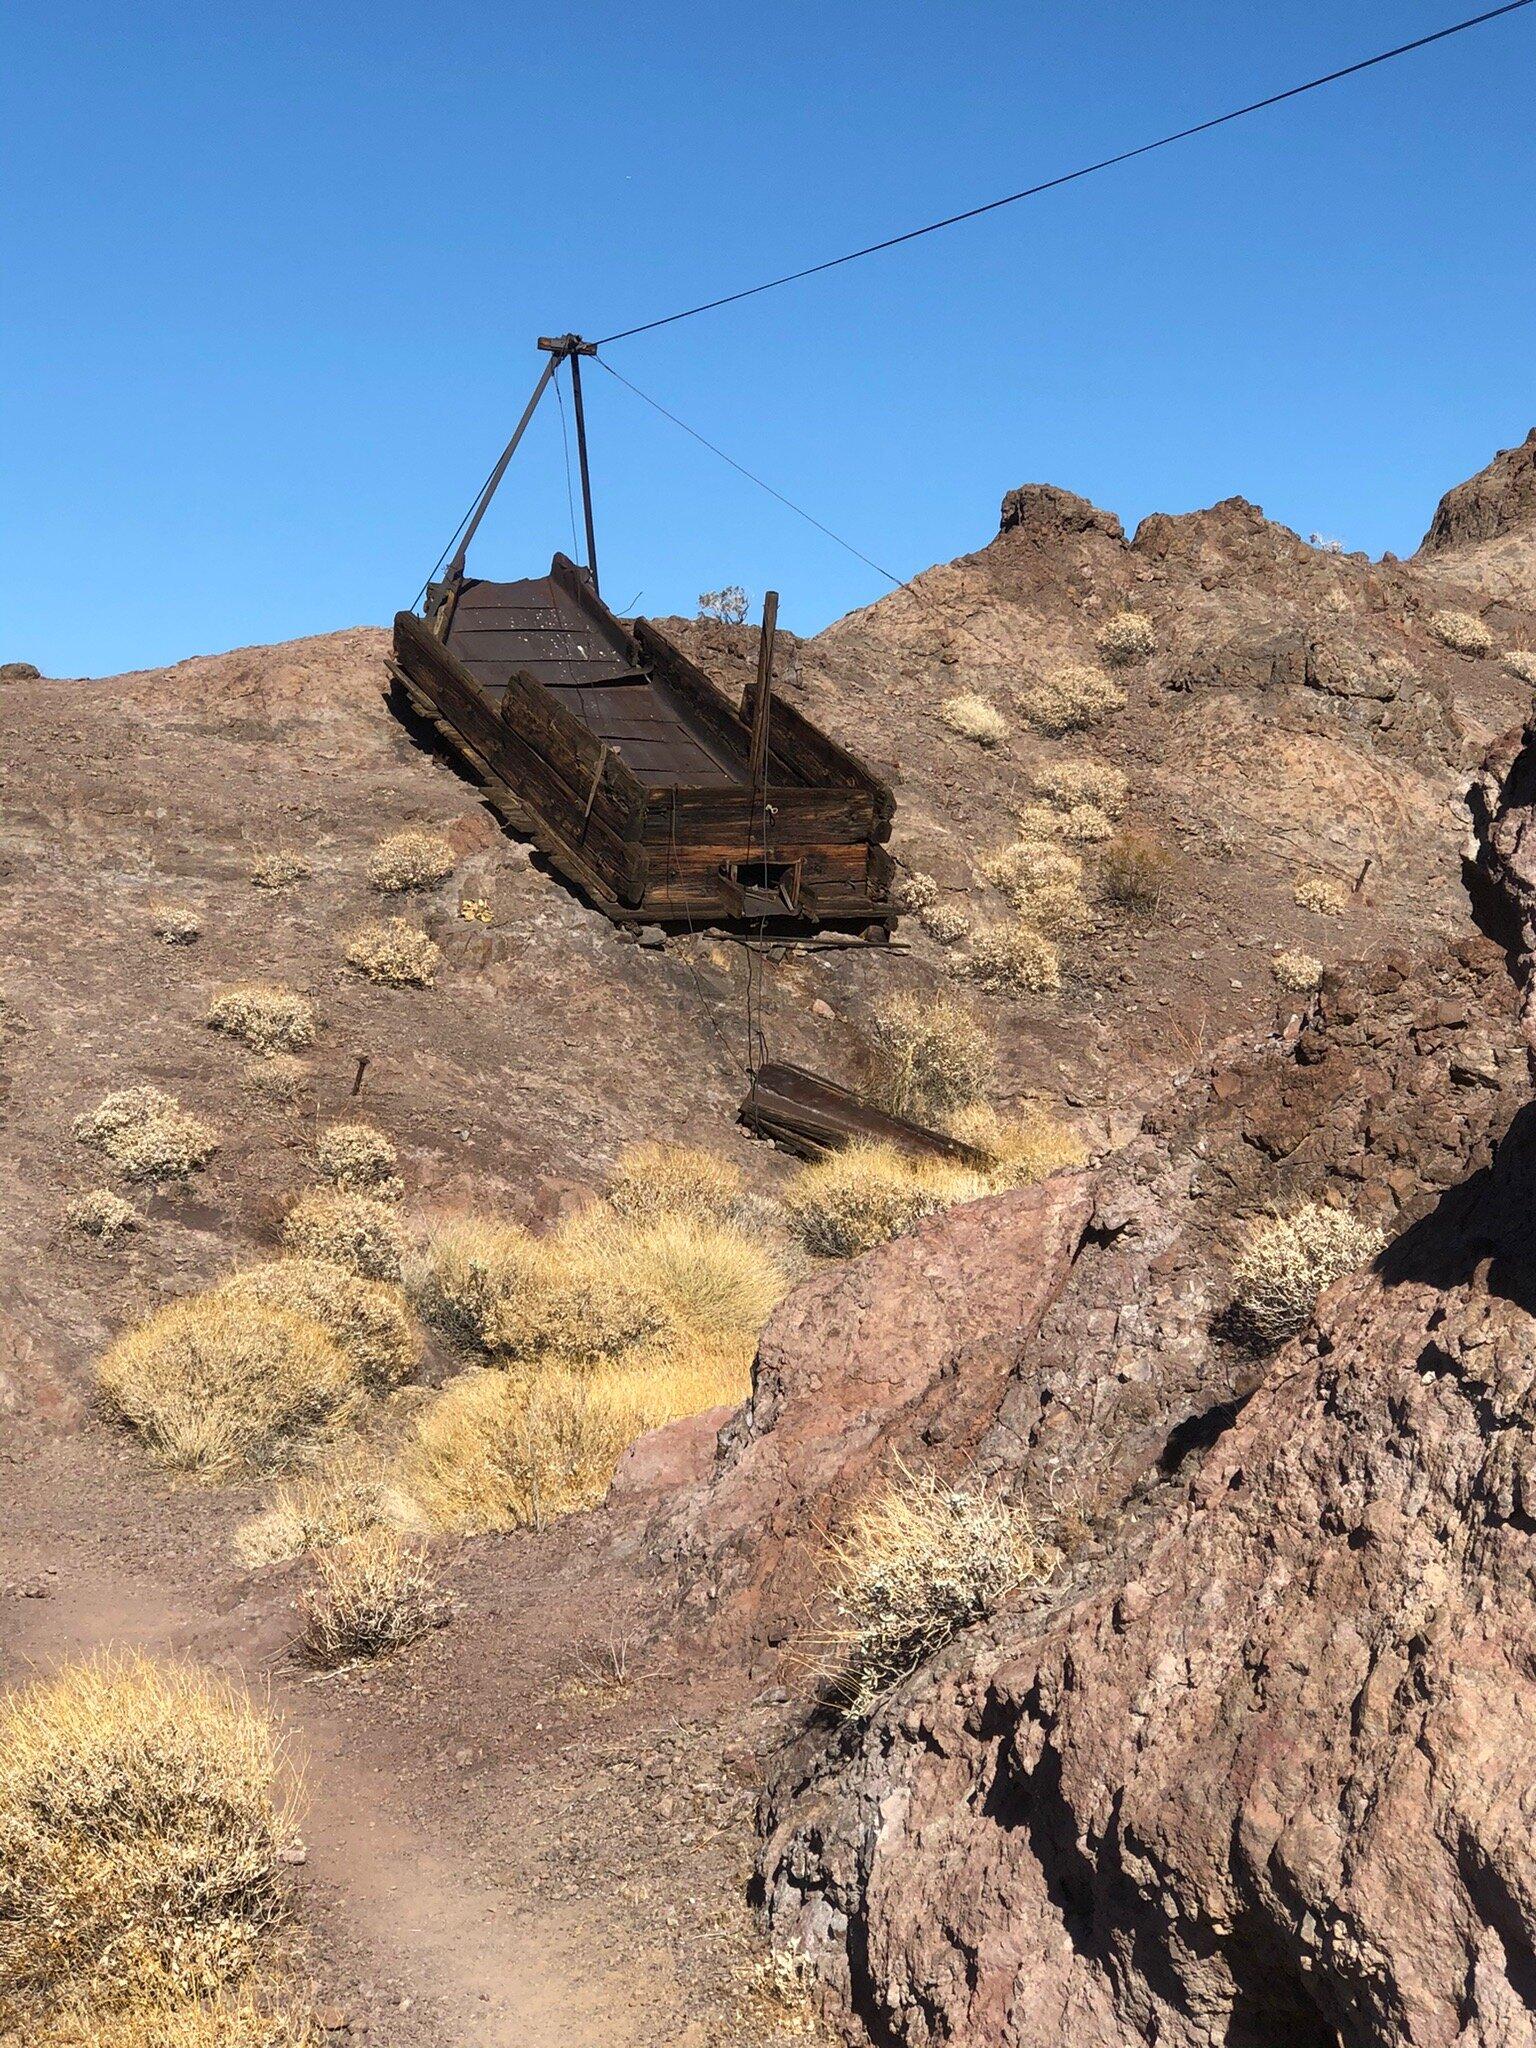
[697,586,749,626]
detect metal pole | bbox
[567,350,600,596]
[447,355,559,582]
[748,589,779,848]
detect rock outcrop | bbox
[1421,430,1536,555]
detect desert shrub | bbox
[366,829,455,894]
[73,1087,217,1183]
[299,1533,442,1667]
[344,919,441,988]
[1427,607,1492,658]
[1093,610,1155,667]
[945,1101,1087,1185]
[698,586,748,626]
[1098,828,1172,916]
[1272,949,1323,993]
[314,1122,401,1199]
[458,896,493,923]
[979,841,1091,936]
[962,922,1062,994]
[1020,661,1126,736]
[241,1054,309,1105]
[480,1227,662,1370]
[281,1188,407,1282]
[604,1140,742,1225]
[215,1260,419,1393]
[404,1217,532,1351]
[820,1468,1054,1717]
[868,992,994,1122]
[938,693,1008,748]
[1504,649,1536,686]
[0,1652,295,2016]
[96,1297,360,1475]
[149,902,201,946]
[783,1141,991,1259]
[1293,870,1350,916]
[35,1988,321,2047]
[894,869,938,915]
[397,1368,642,1534]
[66,1188,140,1246]
[1228,1202,1385,1347]
[206,986,315,1056]
[248,850,309,890]
[562,1207,786,1346]
[1036,756,1127,815]
[235,1448,390,1567]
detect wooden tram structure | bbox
[388,336,896,931]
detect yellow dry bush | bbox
[234,1447,391,1567]
[783,1141,992,1259]
[868,991,994,1122]
[66,1188,140,1246]
[241,1054,309,1105]
[299,1532,442,1668]
[73,1087,218,1184]
[214,1260,419,1393]
[248,850,310,890]
[1019,660,1125,735]
[397,1368,642,1534]
[343,919,441,988]
[366,829,456,894]
[1098,828,1171,915]
[1272,949,1324,993]
[1505,649,1536,686]
[281,1187,407,1282]
[938,692,1008,748]
[894,869,938,915]
[96,1296,361,1475]
[979,841,1090,936]
[819,1466,1055,1718]
[404,1216,533,1352]
[1229,1202,1385,1347]
[480,1225,662,1370]
[1034,759,1128,818]
[604,1140,743,1225]
[922,902,971,945]
[962,922,1062,995]
[944,1101,1087,1186]
[0,1653,296,2021]
[1293,870,1350,916]
[561,1206,786,1346]
[1427,607,1492,658]
[1093,610,1155,666]
[31,1987,321,2047]
[314,1122,401,1199]
[206,987,315,1056]
[149,902,201,946]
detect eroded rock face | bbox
[1421,429,1536,554]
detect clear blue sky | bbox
[4,2,1533,677]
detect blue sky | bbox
[3,2,1533,676]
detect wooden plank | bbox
[739,1062,988,1164]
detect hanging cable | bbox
[595,357,904,587]
[552,364,583,565]
[594,2,1532,346]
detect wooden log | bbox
[738,1062,989,1165]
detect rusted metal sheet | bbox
[738,1061,988,1165]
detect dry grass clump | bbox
[1272,949,1324,993]
[979,840,1091,936]
[206,986,316,1056]
[962,921,1062,995]
[241,1054,309,1105]
[1098,828,1171,916]
[1020,660,1126,735]
[1035,759,1128,817]
[344,918,441,988]
[868,991,994,1122]
[1228,1202,1385,1347]
[1293,870,1350,916]
[562,1207,784,1348]
[1427,607,1493,657]
[944,1101,1087,1186]
[1094,610,1155,666]
[73,1087,218,1183]
[404,1216,533,1351]
[819,1467,1054,1717]
[605,1140,742,1225]
[35,1987,321,2047]
[96,1296,361,1474]
[0,1652,295,2019]
[215,1260,420,1392]
[149,902,201,946]
[1504,648,1536,686]
[299,1532,442,1667]
[921,902,971,945]
[281,1188,407,1281]
[366,829,456,894]
[314,1121,401,1199]
[783,1141,991,1259]
[234,1447,390,1566]
[66,1188,140,1246]
[248,850,309,890]
[938,693,1008,748]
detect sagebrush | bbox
[66,1188,140,1246]
[1427,607,1492,657]
[344,919,441,988]
[314,1122,401,1198]
[868,991,994,1122]
[962,921,1062,994]
[1093,610,1154,667]
[73,1087,217,1183]
[1229,1202,1385,1346]
[206,986,315,1056]
[784,1141,991,1259]
[281,1188,408,1281]
[300,1533,442,1667]
[938,693,1008,748]
[215,1259,420,1392]
[366,829,456,893]
[1019,660,1125,735]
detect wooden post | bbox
[748,590,779,852]
[447,353,559,583]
